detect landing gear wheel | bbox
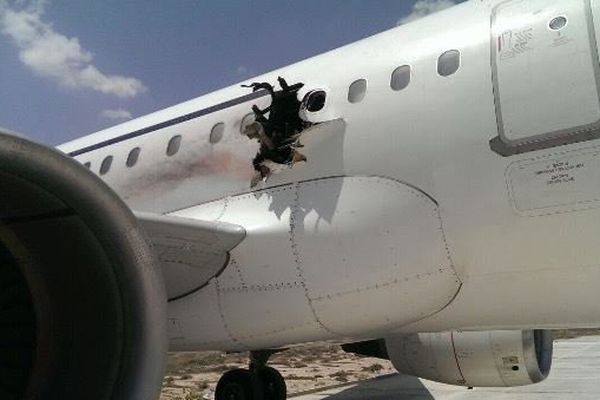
[259,366,287,400]
[215,368,254,400]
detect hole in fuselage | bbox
[242,77,312,186]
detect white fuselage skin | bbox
[59,0,600,352]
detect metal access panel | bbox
[490,0,600,156]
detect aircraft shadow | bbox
[315,373,435,400]
[256,119,347,230]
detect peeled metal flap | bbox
[135,212,246,300]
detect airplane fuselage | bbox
[59,0,600,351]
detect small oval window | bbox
[390,65,411,91]
[166,135,182,156]
[348,79,367,103]
[126,147,141,167]
[437,49,460,77]
[302,90,327,112]
[100,155,113,175]
[240,113,256,134]
[83,161,91,169]
[210,123,225,144]
[549,16,567,31]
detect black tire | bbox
[215,369,254,400]
[259,366,287,400]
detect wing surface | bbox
[136,212,246,300]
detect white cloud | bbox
[0,0,147,98]
[397,0,457,26]
[100,108,133,121]
[236,65,248,75]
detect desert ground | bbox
[160,329,599,400]
[160,343,395,400]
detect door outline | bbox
[489,0,600,156]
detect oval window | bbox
[126,147,141,167]
[302,90,327,112]
[390,65,411,91]
[348,79,367,103]
[166,135,182,156]
[549,16,567,31]
[210,123,225,144]
[240,113,256,134]
[100,155,113,175]
[437,49,460,77]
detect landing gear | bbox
[215,350,287,400]
[258,366,286,400]
[215,369,253,400]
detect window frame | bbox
[166,135,182,156]
[437,49,461,77]
[209,123,225,144]
[100,155,113,175]
[347,79,368,104]
[302,90,327,112]
[126,147,141,167]
[390,65,412,91]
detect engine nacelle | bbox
[0,131,167,399]
[343,330,553,388]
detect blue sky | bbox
[0,0,460,145]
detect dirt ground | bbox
[160,343,395,400]
[160,329,600,400]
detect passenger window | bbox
[210,123,225,144]
[240,113,255,134]
[83,162,91,169]
[302,90,327,112]
[166,135,182,156]
[549,16,567,31]
[390,65,411,91]
[100,156,113,175]
[348,79,367,103]
[437,50,460,77]
[126,147,141,167]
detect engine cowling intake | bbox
[343,330,553,387]
[0,131,167,399]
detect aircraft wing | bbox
[136,212,246,300]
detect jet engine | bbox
[343,330,553,388]
[0,131,167,399]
